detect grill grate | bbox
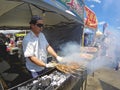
[8,68,87,90]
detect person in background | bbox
[0,33,8,59]
[22,15,64,78]
[114,45,120,71]
[84,33,89,46]
[5,34,10,45]
[16,37,22,48]
[9,38,15,47]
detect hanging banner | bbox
[84,6,98,29]
[56,0,84,22]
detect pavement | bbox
[86,68,120,90]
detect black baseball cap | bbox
[29,15,43,24]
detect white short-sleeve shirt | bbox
[22,31,49,72]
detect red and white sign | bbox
[84,6,98,29]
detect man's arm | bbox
[47,45,58,58]
[28,56,56,68]
[47,45,65,63]
[28,56,46,67]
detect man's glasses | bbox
[36,23,44,28]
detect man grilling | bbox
[22,15,64,78]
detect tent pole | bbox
[82,26,85,47]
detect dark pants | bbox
[36,68,49,75]
[115,57,120,70]
[31,68,49,78]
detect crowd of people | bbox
[0,32,24,59]
[5,34,23,49]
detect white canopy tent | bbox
[0,0,83,30]
[0,0,84,52]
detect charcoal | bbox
[12,69,86,90]
[18,86,29,90]
[41,77,51,87]
[45,85,54,90]
[30,84,37,90]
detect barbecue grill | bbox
[8,68,87,90]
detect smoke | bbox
[87,29,120,74]
[59,42,83,63]
[59,29,120,74]
[87,56,114,74]
[59,41,92,67]
[60,42,80,56]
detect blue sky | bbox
[85,0,120,31]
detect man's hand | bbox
[56,56,65,63]
[45,63,56,68]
